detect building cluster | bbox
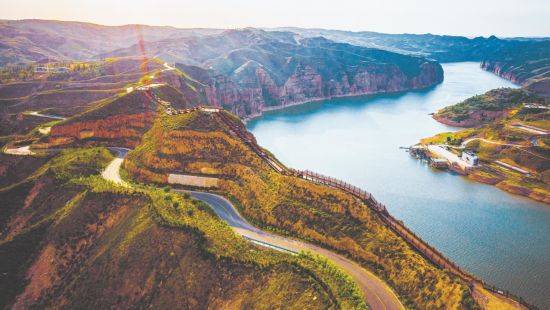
[523,103,549,110]
[164,106,220,116]
[34,66,70,73]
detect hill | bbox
[0,19,222,65]
[133,29,444,118]
[433,88,544,127]
[0,147,367,309]
[48,83,191,147]
[124,109,477,308]
[480,40,550,87]
[0,57,165,136]
[423,92,549,203]
[274,28,549,63]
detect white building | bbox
[34,67,48,73]
[461,151,479,166]
[200,107,220,113]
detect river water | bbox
[247,62,550,308]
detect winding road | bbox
[101,147,130,186]
[102,148,404,310]
[461,137,549,161]
[25,111,67,120]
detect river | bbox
[247,62,550,308]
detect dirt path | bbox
[26,111,66,120]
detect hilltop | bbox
[1,27,445,119]
[433,88,544,127]
[144,30,443,118]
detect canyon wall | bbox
[481,61,523,85]
[176,61,443,118]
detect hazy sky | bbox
[1,0,549,37]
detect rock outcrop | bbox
[481,61,523,84]
[206,61,442,118]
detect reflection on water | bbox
[247,62,550,308]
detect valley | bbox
[0,18,548,309]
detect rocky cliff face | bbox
[481,61,522,84]
[174,59,443,118]
[479,40,550,89]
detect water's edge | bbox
[247,62,550,308]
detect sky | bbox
[1,0,549,37]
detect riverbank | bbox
[247,62,550,308]
[414,137,550,204]
[242,83,439,123]
[423,86,549,204]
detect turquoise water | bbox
[247,62,550,308]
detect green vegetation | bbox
[1,145,369,309]
[435,88,542,125]
[425,90,549,203]
[126,110,476,308]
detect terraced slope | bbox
[0,57,164,136]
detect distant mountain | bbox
[0,19,223,65]
[480,40,550,86]
[125,29,444,117]
[273,28,550,96]
[271,28,550,62]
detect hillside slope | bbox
[479,40,550,87]
[0,147,366,309]
[125,110,477,309]
[0,19,222,65]
[137,29,444,118]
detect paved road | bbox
[101,147,130,186]
[99,150,403,309]
[180,190,404,310]
[462,137,549,161]
[26,111,66,120]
